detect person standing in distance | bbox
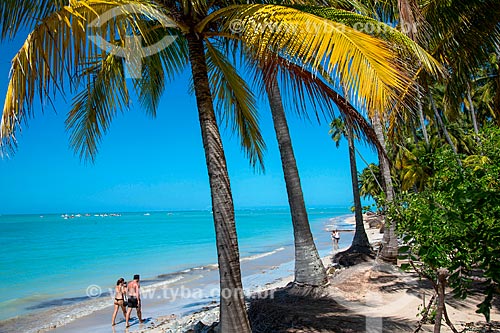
[331,229,341,251]
[125,274,144,327]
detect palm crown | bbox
[0,0,442,331]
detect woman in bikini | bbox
[112,277,127,326]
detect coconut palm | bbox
[294,3,446,261]
[263,76,328,285]
[256,55,394,284]
[329,116,371,253]
[359,163,383,202]
[0,0,423,330]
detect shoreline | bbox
[0,213,356,333]
[124,214,385,333]
[142,213,498,333]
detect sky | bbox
[0,32,378,215]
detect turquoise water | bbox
[0,207,351,321]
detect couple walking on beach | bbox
[112,274,144,327]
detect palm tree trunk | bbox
[346,123,371,252]
[340,82,370,252]
[466,83,480,142]
[417,86,430,146]
[265,74,327,286]
[187,33,251,333]
[495,51,500,124]
[429,92,458,155]
[371,111,398,262]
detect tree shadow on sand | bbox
[248,286,413,333]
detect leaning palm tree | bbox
[265,74,329,285]
[1,0,421,330]
[254,55,393,285]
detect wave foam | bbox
[241,247,285,262]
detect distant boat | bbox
[144,213,151,216]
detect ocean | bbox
[0,207,354,331]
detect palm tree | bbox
[295,3,445,262]
[1,1,421,330]
[265,76,327,285]
[256,56,393,284]
[359,163,383,203]
[329,116,371,253]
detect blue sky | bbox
[0,33,377,215]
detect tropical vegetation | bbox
[1,0,499,331]
[344,0,500,331]
[0,0,423,331]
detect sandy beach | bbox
[9,213,497,333]
[128,213,499,333]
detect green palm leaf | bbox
[204,4,414,115]
[0,0,65,39]
[0,0,180,155]
[294,6,443,78]
[132,25,189,117]
[205,40,266,170]
[66,54,130,161]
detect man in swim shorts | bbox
[125,274,144,327]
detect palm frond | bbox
[205,40,266,171]
[424,0,500,75]
[1,4,88,153]
[0,0,179,155]
[66,54,129,162]
[268,57,386,157]
[205,4,414,116]
[133,53,166,118]
[132,24,189,117]
[321,0,398,25]
[0,0,65,40]
[295,6,443,78]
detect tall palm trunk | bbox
[428,92,462,167]
[371,111,398,262]
[397,0,429,148]
[495,50,500,123]
[417,86,430,146]
[466,83,480,143]
[340,82,370,252]
[265,74,327,286]
[187,33,251,333]
[346,123,371,252]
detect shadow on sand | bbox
[248,286,413,333]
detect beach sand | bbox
[129,213,498,333]
[13,213,498,333]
